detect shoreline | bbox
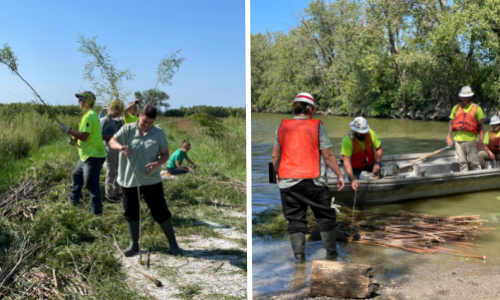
[254,263,500,299]
[251,106,500,123]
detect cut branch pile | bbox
[0,174,54,222]
[307,210,493,259]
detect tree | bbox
[135,89,170,111]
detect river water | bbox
[252,112,500,295]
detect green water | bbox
[252,113,500,295]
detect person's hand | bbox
[120,145,130,157]
[351,179,358,191]
[477,140,484,151]
[191,163,198,169]
[446,135,453,147]
[145,162,158,176]
[489,152,495,161]
[372,163,381,175]
[59,123,71,135]
[337,176,345,191]
[276,174,280,185]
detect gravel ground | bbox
[254,264,500,300]
[120,212,247,299]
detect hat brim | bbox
[293,99,316,107]
[350,124,370,133]
[459,92,474,97]
[490,121,500,125]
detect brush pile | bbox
[308,210,493,259]
[0,174,54,222]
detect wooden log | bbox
[310,260,379,298]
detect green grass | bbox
[0,105,246,299]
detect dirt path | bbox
[120,210,247,299]
[254,264,500,300]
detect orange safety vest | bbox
[487,131,500,154]
[451,103,479,134]
[277,119,321,179]
[348,131,375,169]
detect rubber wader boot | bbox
[290,232,305,263]
[123,220,140,257]
[320,228,338,260]
[159,218,182,256]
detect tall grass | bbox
[0,104,246,299]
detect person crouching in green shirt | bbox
[167,140,197,175]
[58,91,106,215]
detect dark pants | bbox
[167,167,189,175]
[280,179,336,234]
[352,164,375,180]
[122,182,171,223]
[70,157,105,215]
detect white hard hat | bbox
[293,92,316,107]
[490,115,500,125]
[458,86,474,98]
[350,117,370,134]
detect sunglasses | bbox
[78,97,84,102]
[493,124,500,127]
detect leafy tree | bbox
[134,89,170,111]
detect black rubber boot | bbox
[123,220,140,257]
[159,218,182,256]
[290,232,305,263]
[320,228,338,260]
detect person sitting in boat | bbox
[446,86,485,172]
[478,115,500,169]
[341,116,383,191]
[272,92,345,263]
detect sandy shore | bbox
[254,264,500,300]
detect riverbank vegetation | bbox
[251,0,500,119]
[0,103,246,299]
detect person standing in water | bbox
[272,92,345,263]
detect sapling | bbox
[0,43,61,124]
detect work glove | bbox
[59,123,71,135]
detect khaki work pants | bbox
[455,140,481,172]
[104,143,120,198]
[478,150,500,169]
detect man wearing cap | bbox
[341,117,383,191]
[446,86,485,172]
[272,92,345,263]
[478,116,500,169]
[58,91,107,215]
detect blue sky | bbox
[251,0,310,34]
[0,0,245,108]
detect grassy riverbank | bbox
[0,106,246,299]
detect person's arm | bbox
[341,155,357,190]
[272,144,281,184]
[69,129,90,141]
[109,136,130,157]
[145,146,170,176]
[175,160,190,171]
[372,146,383,175]
[321,148,345,191]
[185,157,197,167]
[446,120,454,147]
[477,119,485,151]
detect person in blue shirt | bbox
[167,140,197,174]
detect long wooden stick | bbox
[112,235,161,287]
[399,146,450,169]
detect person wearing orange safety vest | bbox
[478,116,500,169]
[341,117,383,191]
[272,92,345,263]
[446,86,485,172]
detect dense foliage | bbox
[252,0,500,117]
[164,105,246,118]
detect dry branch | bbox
[306,210,492,259]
